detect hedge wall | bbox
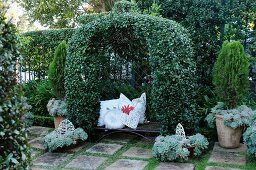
[20,28,75,80]
[66,12,198,134]
[0,14,31,169]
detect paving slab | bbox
[102,134,134,144]
[65,155,107,169]
[29,126,51,136]
[154,162,195,170]
[106,159,148,170]
[33,152,70,167]
[122,147,152,159]
[29,137,44,150]
[213,142,246,153]
[30,166,49,170]
[63,142,87,153]
[208,142,246,165]
[205,166,241,170]
[86,143,123,155]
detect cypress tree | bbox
[48,40,67,99]
[213,41,249,109]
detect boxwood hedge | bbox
[65,12,198,134]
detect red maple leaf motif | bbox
[121,105,134,115]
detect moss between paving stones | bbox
[29,133,256,170]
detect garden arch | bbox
[65,12,198,134]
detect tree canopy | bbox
[16,0,119,28]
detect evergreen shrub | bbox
[0,14,31,169]
[65,12,198,134]
[23,80,56,117]
[77,12,107,25]
[213,41,249,109]
[48,40,67,99]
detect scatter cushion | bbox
[120,109,140,129]
[132,93,146,124]
[98,99,119,126]
[104,109,125,129]
[118,93,133,110]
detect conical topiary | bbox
[48,40,67,99]
[213,41,249,109]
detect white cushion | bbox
[104,109,125,129]
[132,93,146,124]
[98,93,147,129]
[118,93,133,110]
[120,109,140,129]
[98,99,119,126]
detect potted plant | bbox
[47,98,67,128]
[47,40,67,128]
[207,41,252,148]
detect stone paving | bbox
[33,152,71,167]
[205,166,241,170]
[208,142,246,165]
[122,147,152,159]
[29,137,44,150]
[106,159,148,170]
[28,126,250,170]
[65,155,107,169]
[29,126,51,136]
[86,143,123,155]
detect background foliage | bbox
[136,0,256,88]
[65,11,198,134]
[20,28,74,80]
[0,13,31,169]
[17,0,86,28]
[17,0,120,28]
[22,80,55,127]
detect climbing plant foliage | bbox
[65,12,198,134]
[0,14,31,169]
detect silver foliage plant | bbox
[47,98,67,117]
[206,102,253,128]
[243,114,256,158]
[43,119,88,152]
[152,133,208,161]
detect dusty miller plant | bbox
[243,114,256,158]
[206,102,253,128]
[47,98,67,117]
[43,119,88,152]
[152,133,208,161]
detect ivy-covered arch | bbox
[65,12,198,134]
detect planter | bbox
[54,116,64,128]
[215,114,242,148]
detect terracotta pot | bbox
[54,116,64,128]
[215,114,242,148]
